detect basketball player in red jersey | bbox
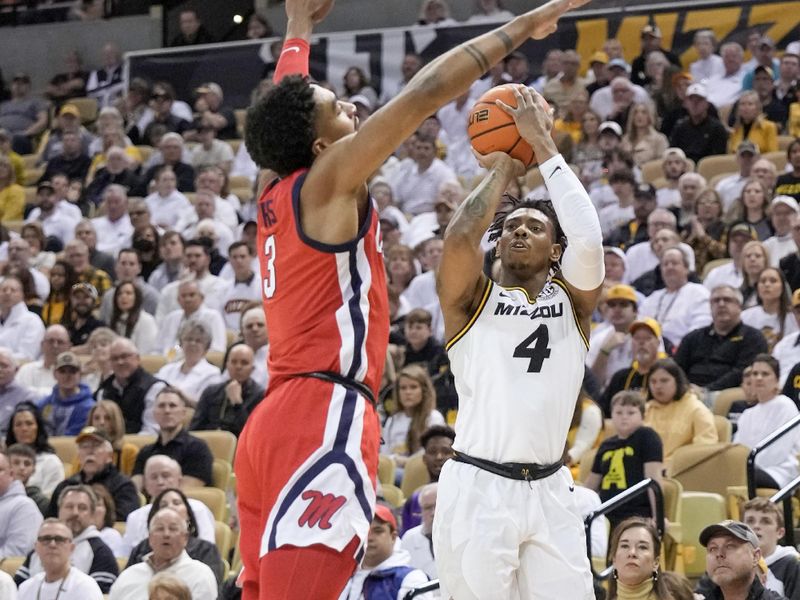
[235,0,591,597]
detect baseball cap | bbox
[686,83,708,99]
[76,426,112,445]
[589,51,609,65]
[634,183,657,199]
[59,104,80,118]
[727,222,758,240]
[641,24,662,38]
[373,504,397,530]
[349,94,372,111]
[754,64,775,78]
[758,35,775,48]
[607,58,631,73]
[379,213,399,229]
[196,82,223,99]
[607,284,637,305]
[36,180,54,193]
[772,195,800,213]
[55,351,81,371]
[699,520,759,548]
[629,317,661,338]
[664,147,687,161]
[599,121,623,137]
[736,140,759,156]
[604,246,626,262]
[786,41,800,58]
[71,282,99,299]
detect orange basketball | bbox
[467,84,542,167]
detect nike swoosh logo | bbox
[499,291,511,298]
[282,47,300,55]
[549,165,562,178]
[569,485,575,492]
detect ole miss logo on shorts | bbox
[297,490,346,530]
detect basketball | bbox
[467,84,542,167]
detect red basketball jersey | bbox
[256,169,389,397]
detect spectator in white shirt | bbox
[155,319,220,407]
[190,124,233,173]
[156,240,228,319]
[704,222,758,292]
[175,191,234,257]
[587,284,640,389]
[764,196,800,267]
[159,280,226,356]
[0,275,45,361]
[464,0,514,23]
[99,249,161,322]
[655,147,691,209]
[625,210,695,284]
[16,325,71,397]
[716,141,758,212]
[773,289,800,387]
[639,246,711,346]
[705,42,746,108]
[5,238,49,300]
[220,241,260,332]
[144,166,192,230]
[741,267,798,352]
[589,69,652,120]
[147,232,186,291]
[599,169,637,239]
[389,132,458,216]
[240,306,268,389]
[400,483,438,579]
[689,30,725,82]
[91,184,133,258]
[194,167,239,231]
[25,181,79,247]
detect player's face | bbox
[743,510,782,556]
[398,376,423,412]
[610,404,642,438]
[311,84,358,152]
[497,208,560,277]
[648,368,677,404]
[613,526,658,587]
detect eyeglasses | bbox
[110,352,135,361]
[37,535,71,545]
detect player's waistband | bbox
[295,371,376,407]
[453,450,563,482]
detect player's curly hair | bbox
[487,195,567,274]
[245,74,317,176]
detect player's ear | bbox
[311,137,329,157]
[550,242,562,262]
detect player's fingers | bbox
[495,99,516,116]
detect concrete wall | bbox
[0,14,160,92]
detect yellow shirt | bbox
[644,391,718,459]
[0,183,25,220]
[728,116,778,154]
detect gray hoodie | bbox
[0,480,42,558]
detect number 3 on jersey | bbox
[514,324,551,373]
[263,235,276,298]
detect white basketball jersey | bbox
[447,278,588,465]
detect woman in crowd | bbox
[742,267,797,352]
[606,517,672,600]
[381,364,445,473]
[572,109,604,188]
[643,358,718,459]
[82,327,117,392]
[386,244,418,296]
[155,319,221,407]
[128,488,224,584]
[342,66,378,107]
[4,267,42,316]
[726,179,774,241]
[740,240,770,308]
[0,154,24,221]
[4,402,65,497]
[728,91,779,154]
[621,102,669,166]
[683,189,726,275]
[656,69,693,138]
[131,225,161,281]
[149,574,193,600]
[109,282,158,354]
[83,400,138,475]
[42,260,78,326]
[734,354,800,489]
[92,484,126,557]
[245,12,273,39]
[21,222,56,273]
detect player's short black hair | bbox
[488,195,567,253]
[245,74,317,177]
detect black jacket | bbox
[47,464,139,521]
[190,377,264,437]
[96,367,162,433]
[696,572,789,599]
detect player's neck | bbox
[498,268,549,299]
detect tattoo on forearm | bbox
[463,44,489,74]
[461,170,502,221]
[494,31,513,54]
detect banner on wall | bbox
[127,0,800,110]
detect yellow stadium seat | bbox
[212,458,232,491]
[381,483,406,509]
[50,435,78,465]
[185,487,227,522]
[696,154,738,181]
[778,136,794,151]
[234,109,247,138]
[140,354,166,374]
[578,447,597,485]
[113,521,126,535]
[764,150,787,172]
[681,491,727,578]
[669,442,749,497]
[215,520,234,562]
[122,434,157,451]
[378,454,396,486]
[713,388,745,416]
[228,175,251,189]
[205,351,225,368]
[135,145,154,164]
[70,96,99,124]
[0,556,24,577]
[701,258,732,281]
[116,556,127,571]
[191,430,237,464]
[400,454,430,499]
[714,415,732,443]
[641,158,663,183]
[661,477,684,572]
[63,461,75,478]
[231,185,254,203]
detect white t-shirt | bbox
[639,283,712,347]
[18,567,102,600]
[772,331,800,387]
[380,410,445,456]
[741,306,799,350]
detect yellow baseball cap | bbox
[629,317,661,338]
[606,284,637,305]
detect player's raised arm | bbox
[313,0,591,198]
[272,0,334,82]
[437,152,523,339]
[500,86,604,326]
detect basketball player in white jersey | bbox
[432,85,604,599]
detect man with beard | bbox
[64,282,105,346]
[16,484,117,592]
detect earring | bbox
[652,569,659,582]
[612,568,618,581]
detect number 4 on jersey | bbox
[513,324,551,373]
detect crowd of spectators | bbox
[2,0,800,597]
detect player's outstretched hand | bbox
[285,0,335,24]
[471,149,526,178]
[495,85,553,146]
[528,0,591,40]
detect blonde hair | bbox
[725,178,772,224]
[86,400,126,450]
[395,364,437,455]
[147,573,191,600]
[624,102,657,145]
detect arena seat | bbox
[70,96,99,124]
[122,434,157,451]
[641,159,663,183]
[140,354,166,374]
[712,387,744,416]
[378,454,395,486]
[400,454,430,499]
[206,351,225,368]
[113,521,126,535]
[669,442,748,497]
[24,166,44,186]
[714,415,732,443]
[116,556,127,572]
[0,556,24,577]
[62,461,75,478]
[381,483,406,509]
[185,487,227,522]
[211,458,232,492]
[661,477,684,572]
[191,430,237,464]
[779,135,795,151]
[763,150,787,172]
[231,185,254,203]
[701,258,731,281]
[696,154,738,182]
[228,175,251,190]
[215,520,234,562]
[135,145,154,164]
[50,435,78,464]
[680,491,727,579]
[578,447,597,484]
